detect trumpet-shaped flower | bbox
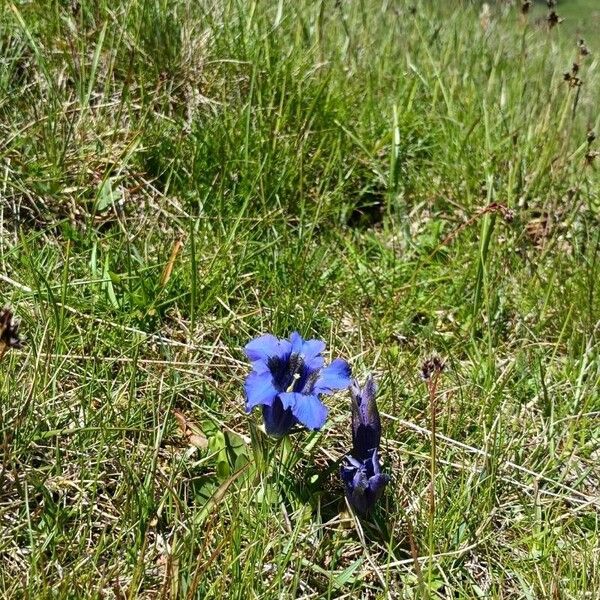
[341,376,389,514]
[243,332,351,437]
[341,448,390,515]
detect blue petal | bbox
[244,370,278,412]
[278,391,297,410]
[312,358,352,395]
[340,464,355,485]
[249,359,271,375]
[289,331,304,354]
[340,450,389,514]
[289,332,325,370]
[361,376,377,415]
[279,392,329,430]
[346,467,370,514]
[244,334,291,363]
[351,466,369,494]
[370,448,382,475]
[366,450,389,502]
[300,339,326,370]
[368,473,390,499]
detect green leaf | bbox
[96,178,122,212]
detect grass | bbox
[0,0,599,597]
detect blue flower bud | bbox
[350,375,381,460]
[341,376,389,514]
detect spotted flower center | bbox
[267,353,319,395]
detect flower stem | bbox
[427,369,440,587]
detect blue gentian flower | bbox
[341,449,390,515]
[243,332,351,437]
[341,376,389,514]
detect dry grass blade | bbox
[173,409,208,450]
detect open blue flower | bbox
[243,332,351,437]
[341,449,390,515]
[341,376,389,514]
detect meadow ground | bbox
[0,1,599,598]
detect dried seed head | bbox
[547,11,561,28]
[521,0,532,14]
[563,63,583,88]
[585,133,598,165]
[421,356,445,380]
[585,151,598,165]
[0,307,22,359]
[502,208,515,223]
[578,39,590,57]
[546,0,556,7]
